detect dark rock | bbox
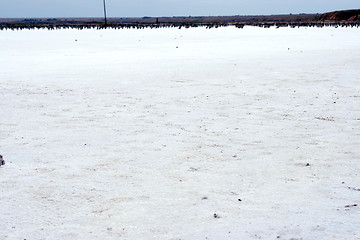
[348,187,360,191]
[0,155,5,166]
[188,167,198,172]
[345,204,358,208]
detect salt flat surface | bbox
[0,26,360,240]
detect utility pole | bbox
[103,0,108,25]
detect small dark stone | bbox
[188,167,198,172]
[213,213,220,218]
[348,187,360,191]
[345,204,357,208]
[202,197,208,200]
[305,163,310,166]
[0,155,5,166]
[238,199,242,202]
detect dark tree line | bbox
[0,21,359,31]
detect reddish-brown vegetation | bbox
[318,9,360,22]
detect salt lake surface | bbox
[0,26,360,239]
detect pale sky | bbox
[0,0,359,18]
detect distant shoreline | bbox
[0,22,358,31]
[1,9,359,30]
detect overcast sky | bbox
[0,0,359,18]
